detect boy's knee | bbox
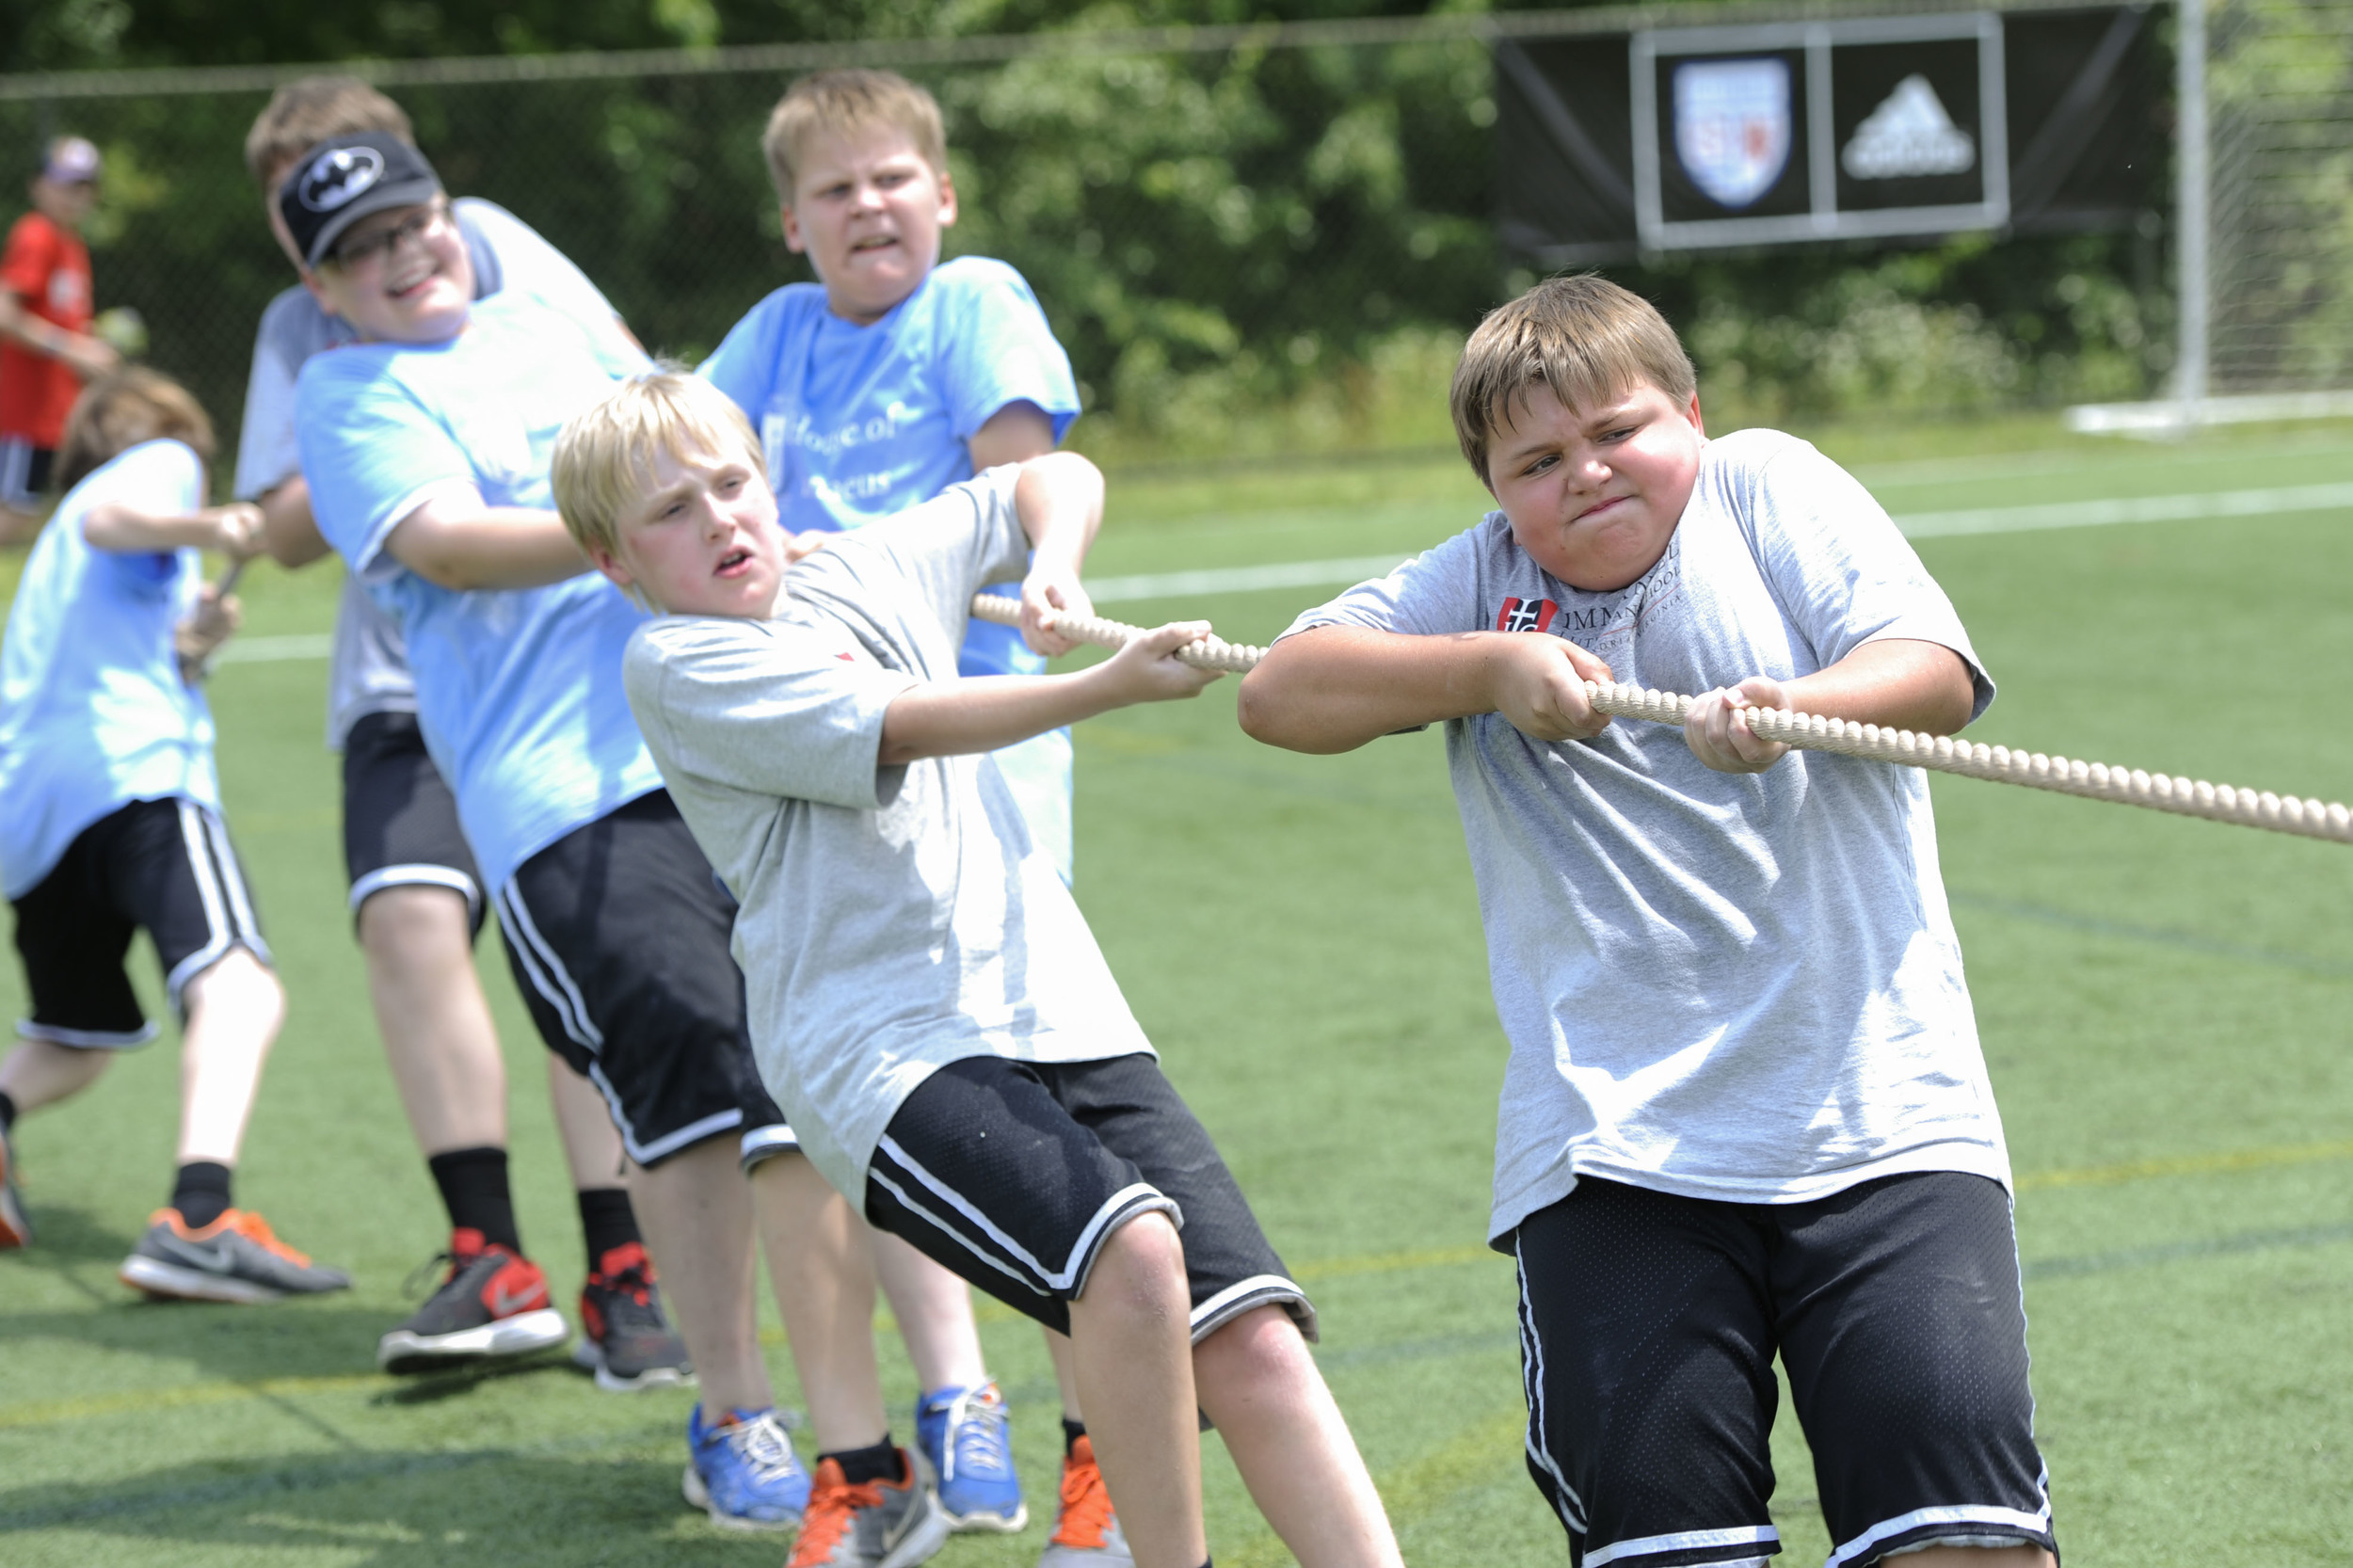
[184,947,284,1023]
[1195,1302,1311,1380]
[1080,1209,1187,1318]
[355,881,472,958]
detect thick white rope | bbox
[968,594,2353,845]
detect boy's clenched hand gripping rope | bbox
[969,595,2353,845]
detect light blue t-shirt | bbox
[296,290,661,891]
[697,255,1080,683]
[0,440,217,899]
[233,197,623,750]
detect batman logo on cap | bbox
[299,146,384,212]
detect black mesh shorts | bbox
[1509,1172,2055,1568]
[10,796,271,1046]
[342,710,484,934]
[494,791,784,1167]
[865,1052,1315,1342]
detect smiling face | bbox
[303,199,472,345]
[590,440,789,619]
[1484,378,1706,594]
[780,124,956,326]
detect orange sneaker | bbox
[378,1228,568,1372]
[787,1453,949,1568]
[118,1208,351,1303]
[1038,1436,1131,1565]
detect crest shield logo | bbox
[1673,58,1792,209]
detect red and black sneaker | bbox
[573,1240,693,1392]
[376,1227,568,1373]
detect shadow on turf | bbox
[0,1450,786,1565]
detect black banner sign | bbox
[1497,6,2158,262]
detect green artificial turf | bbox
[4,414,2352,1565]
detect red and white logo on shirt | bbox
[1495,597,1559,633]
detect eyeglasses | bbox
[329,201,449,269]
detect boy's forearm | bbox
[878,667,1124,765]
[1240,627,1511,753]
[1012,452,1102,577]
[256,477,334,569]
[82,501,257,556]
[1782,639,1976,734]
[384,499,588,591]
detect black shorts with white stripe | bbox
[10,796,272,1048]
[865,1052,1317,1343]
[495,790,785,1168]
[342,711,484,935]
[1508,1172,2055,1568]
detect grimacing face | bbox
[780,123,956,326]
[1484,378,1706,595]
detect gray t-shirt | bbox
[1283,429,2008,1240]
[623,466,1156,1201]
[232,197,617,748]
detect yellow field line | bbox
[2015,1139,2353,1192]
[8,1141,2349,1432]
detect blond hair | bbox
[56,368,216,492]
[761,69,946,202]
[1450,274,1696,487]
[552,372,764,561]
[245,76,413,187]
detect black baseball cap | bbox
[277,133,442,269]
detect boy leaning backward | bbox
[281,134,945,1554]
[1241,275,2057,1568]
[0,366,348,1303]
[553,371,1404,1568]
[701,66,1105,1551]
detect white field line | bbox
[208,480,2353,665]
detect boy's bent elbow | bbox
[1238,665,1358,754]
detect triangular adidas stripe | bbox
[1841,74,1976,179]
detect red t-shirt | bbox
[0,210,93,448]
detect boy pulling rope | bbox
[969,595,2353,845]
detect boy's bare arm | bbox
[254,476,335,568]
[1011,452,1103,658]
[384,491,589,591]
[1240,626,1617,755]
[83,498,265,559]
[968,401,1055,471]
[880,620,1217,764]
[0,290,115,380]
[1684,638,1975,774]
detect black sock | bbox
[576,1186,640,1269]
[0,1089,17,1131]
[426,1146,522,1254]
[824,1439,904,1486]
[171,1161,233,1229]
[1062,1417,1087,1457]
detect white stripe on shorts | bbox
[739,1123,800,1173]
[164,801,267,1006]
[875,1132,1176,1296]
[350,862,482,920]
[1585,1526,1780,1568]
[1188,1272,1316,1344]
[1514,1232,1589,1534]
[1825,1503,2053,1568]
[17,1018,160,1049]
[494,882,602,1051]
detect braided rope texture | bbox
[967,595,2353,844]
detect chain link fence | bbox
[2208,0,2353,392]
[0,5,2197,479]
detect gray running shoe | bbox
[0,1120,29,1248]
[1036,1437,1132,1567]
[119,1208,353,1304]
[787,1453,950,1568]
[571,1240,693,1391]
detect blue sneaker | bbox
[913,1380,1027,1532]
[681,1404,809,1531]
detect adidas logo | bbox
[1840,74,1975,180]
